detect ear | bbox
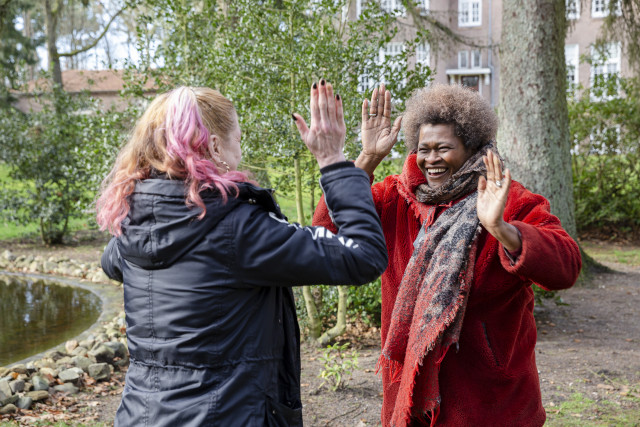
[210,134,222,157]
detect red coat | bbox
[313,154,582,426]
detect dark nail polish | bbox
[335,94,340,101]
[321,79,325,86]
[291,113,297,122]
[313,82,317,89]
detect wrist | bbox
[487,221,521,252]
[316,153,347,169]
[355,152,383,175]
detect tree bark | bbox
[44,0,63,85]
[498,0,577,238]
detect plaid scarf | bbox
[379,143,497,427]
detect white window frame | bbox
[566,0,580,19]
[418,0,430,15]
[416,42,430,66]
[458,50,469,69]
[381,0,406,16]
[471,49,481,68]
[459,0,482,27]
[592,0,621,18]
[379,42,406,88]
[565,44,580,90]
[590,43,621,100]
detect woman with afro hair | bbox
[313,84,581,426]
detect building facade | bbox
[350,0,631,107]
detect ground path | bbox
[2,237,639,426]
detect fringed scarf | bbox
[378,143,499,427]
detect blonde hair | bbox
[96,87,248,236]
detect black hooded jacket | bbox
[101,162,387,426]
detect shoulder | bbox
[506,181,550,211]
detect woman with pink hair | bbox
[97,81,388,426]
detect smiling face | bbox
[416,123,474,189]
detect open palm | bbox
[361,84,402,161]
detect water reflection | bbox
[0,278,101,366]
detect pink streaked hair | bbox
[96,86,250,236]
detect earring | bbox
[220,160,230,173]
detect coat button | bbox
[272,410,277,415]
[248,198,256,204]
[279,318,282,324]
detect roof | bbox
[21,69,157,94]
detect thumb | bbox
[390,116,402,141]
[292,113,309,141]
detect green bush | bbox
[0,87,129,244]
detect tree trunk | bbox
[44,0,62,85]
[497,0,577,238]
[317,286,348,346]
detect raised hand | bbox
[292,79,347,169]
[477,150,522,252]
[356,84,402,176]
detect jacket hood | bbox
[117,179,241,269]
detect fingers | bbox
[325,82,336,122]
[292,113,309,141]
[492,150,503,181]
[478,175,487,192]
[369,87,378,116]
[310,82,320,125]
[318,79,329,123]
[362,98,369,122]
[389,116,402,143]
[377,83,385,117]
[383,88,392,119]
[335,93,344,128]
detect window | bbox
[381,0,405,16]
[416,42,430,66]
[566,0,580,19]
[458,50,469,69]
[471,50,481,68]
[592,0,621,18]
[459,0,481,26]
[461,76,480,91]
[565,44,579,90]
[590,43,621,99]
[418,0,430,15]
[358,65,375,93]
[379,42,405,87]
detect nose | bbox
[425,150,441,164]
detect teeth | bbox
[428,168,446,174]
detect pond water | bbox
[0,277,102,366]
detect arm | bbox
[234,163,388,287]
[498,188,582,291]
[101,237,123,283]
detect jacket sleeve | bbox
[233,163,388,287]
[101,237,123,283]
[498,184,582,291]
[312,171,384,232]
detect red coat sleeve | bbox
[498,182,582,291]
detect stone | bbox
[0,404,17,414]
[45,351,67,362]
[71,356,92,372]
[79,338,95,349]
[72,346,89,357]
[9,379,24,393]
[39,367,58,378]
[43,261,57,272]
[25,362,37,373]
[0,379,12,398]
[91,271,110,283]
[28,261,41,272]
[0,391,18,407]
[55,356,74,367]
[89,344,115,364]
[103,341,127,359]
[35,358,56,369]
[88,363,112,381]
[23,382,32,392]
[96,333,110,343]
[0,368,7,378]
[31,375,50,391]
[16,396,32,410]
[2,250,16,261]
[58,367,83,383]
[65,340,78,353]
[105,328,120,338]
[53,383,79,394]
[9,364,27,375]
[26,390,49,401]
[72,268,84,277]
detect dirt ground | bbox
[1,235,639,426]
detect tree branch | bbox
[57,6,126,58]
